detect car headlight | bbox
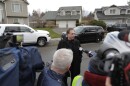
[47,34,50,37]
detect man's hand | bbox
[105,77,112,86]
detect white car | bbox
[0,24,51,46]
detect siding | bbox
[0,2,7,23]
[7,17,29,25]
[104,7,120,15]
[5,0,28,17]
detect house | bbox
[43,6,82,28]
[94,3,130,26]
[0,0,29,25]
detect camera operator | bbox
[104,30,130,86]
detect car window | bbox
[97,27,104,31]
[89,27,97,32]
[74,26,84,34]
[4,26,20,32]
[20,26,31,32]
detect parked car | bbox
[61,25,105,43]
[0,24,51,46]
[107,24,130,32]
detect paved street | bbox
[38,40,103,76]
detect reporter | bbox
[37,49,73,86]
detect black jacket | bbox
[57,38,82,76]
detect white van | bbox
[0,24,51,46]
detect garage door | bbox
[68,21,76,28]
[58,21,67,28]
[57,21,76,28]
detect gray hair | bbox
[52,49,73,70]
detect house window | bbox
[110,9,116,14]
[13,18,19,23]
[66,11,71,15]
[13,18,24,24]
[77,11,80,14]
[12,3,22,12]
[127,10,130,14]
[120,9,126,14]
[60,10,65,16]
[72,10,77,15]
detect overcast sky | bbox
[27,0,129,13]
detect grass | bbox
[34,28,60,38]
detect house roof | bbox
[0,0,29,4]
[56,15,80,20]
[95,5,130,20]
[58,6,82,11]
[42,11,57,21]
[96,11,130,20]
[43,6,82,21]
[95,5,130,12]
[23,0,29,4]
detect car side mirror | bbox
[30,30,34,33]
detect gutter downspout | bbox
[4,1,8,23]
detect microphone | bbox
[118,30,130,42]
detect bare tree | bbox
[32,9,45,28]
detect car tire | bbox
[37,38,46,47]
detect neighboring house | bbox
[94,4,130,26]
[43,6,82,28]
[0,0,29,25]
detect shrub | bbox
[89,20,106,29]
[45,21,56,28]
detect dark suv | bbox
[107,24,130,32]
[61,25,105,43]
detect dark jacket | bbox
[37,67,65,86]
[57,38,82,77]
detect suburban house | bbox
[0,0,29,25]
[43,6,82,28]
[94,3,130,26]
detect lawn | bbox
[34,28,60,38]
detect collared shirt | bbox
[38,67,65,86]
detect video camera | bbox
[96,43,130,86]
[0,33,24,48]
